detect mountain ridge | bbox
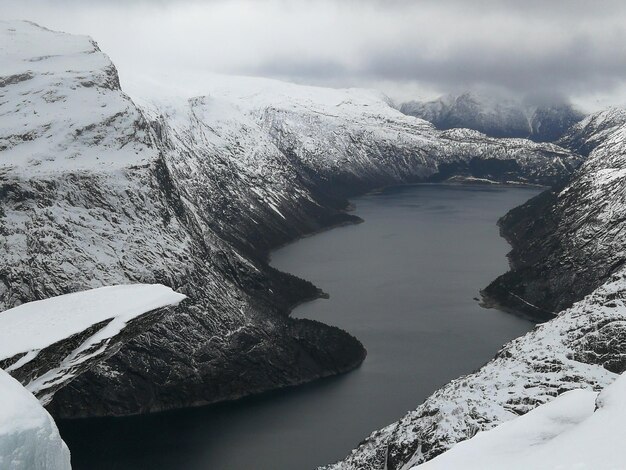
[401,92,585,142]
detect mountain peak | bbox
[0,20,154,176]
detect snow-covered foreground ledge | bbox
[0,368,71,470]
[416,371,626,470]
[0,285,186,403]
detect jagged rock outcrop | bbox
[0,21,582,418]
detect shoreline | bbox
[268,180,546,325]
[57,182,547,470]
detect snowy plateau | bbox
[1,18,625,470]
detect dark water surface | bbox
[59,184,538,470]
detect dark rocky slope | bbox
[483,108,626,321]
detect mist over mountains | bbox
[400,92,586,142]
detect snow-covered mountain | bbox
[483,107,626,320]
[400,92,585,142]
[325,107,626,469]
[0,20,369,418]
[126,71,581,191]
[0,20,581,420]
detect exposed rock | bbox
[0,285,185,405]
[483,107,626,320]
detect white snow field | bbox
[0,368,71,470]
[416,371,626,470]
[0,284,186,360]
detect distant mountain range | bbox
[400,92,586,142]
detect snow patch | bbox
[0,284,186,360]
[416,372,626,470]
[0,368,71,470]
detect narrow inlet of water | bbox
[59,184,539,470]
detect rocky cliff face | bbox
[0,285,184,406]
[0,21,582,419]
[482,107,626,320]
[400,92,585,142]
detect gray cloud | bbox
[2,0,626,110]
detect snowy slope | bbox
[136,92,338,255]
[0,20,155,176]
[0,368,70,470]
[128,72,581,191]
[0,285,185,360]
[416,372,626,470]
[0,285,185,404]
[324,272,626,469]
[559,107,626,156]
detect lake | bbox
[58,184,539,470]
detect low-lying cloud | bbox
[2,0,626,110]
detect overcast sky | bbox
[2,0,626,111]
